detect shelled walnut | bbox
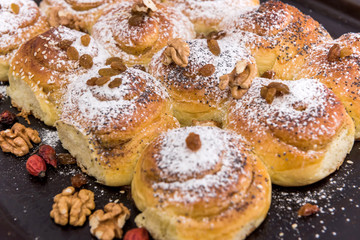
[50,187,95,226]
[89,203,130,240]
[162,38,190,67]
[0,123,41,156]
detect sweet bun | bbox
[149,38,257,126]
[296,33,360,140]
[0,0,49,81]
[161,0,259,34]
[132,126,271,240]
[90,0,195,66]
[221,0,331,80]
[56,67,179,186]
[225,78,355,186]
[39,0,122,32]
[7,26,110,126]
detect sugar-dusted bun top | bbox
[91,1,195,65]
[11,26,110,101]
[150,38,256,105]
[61,67,169,145]
[138,126,259,216]
[0,0,49,56]
[227,78,347,151]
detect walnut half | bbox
[219,60,258,99]
[162,38,190,67]
[50,186,95,227]
[0,123,41,157]
[89,203,130,240]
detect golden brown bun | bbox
[90,1,195,66]
[221,0,332,80]
[225,78,355,186]
[160,0,259,34]
[132,126,271,240]
[39,0,122,32]
[149,38,258,126]
[56,68,179,186]
[7,26,110,126]
[295,33,360,140]
[0,0,49,81]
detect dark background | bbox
[0,0,359,239]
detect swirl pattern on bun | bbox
[8,26,110,126]
[0,0,49,81]
[296,33,360,139]
[56,67,179,186]
[132,126,271,240]
[40,0,122,32]
[91,0,195,66]
[225,78,355,186]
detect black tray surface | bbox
[0,0,359,239]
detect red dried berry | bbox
[26,155,46,177]
[124,228,149,240]
[38,145,57,168]
[0,110,17,126]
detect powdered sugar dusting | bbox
[91,1,195,65]
[61,67,168,131]
[152,127,251,203]
[39,128,60,146]
[150,38,254,104]
[229,78,340,139]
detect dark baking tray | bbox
[0,0,359,239]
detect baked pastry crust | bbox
[90,0,195,66]
[161,0,259,33]
[132,126,271,240]
[296,33,360,139]
[7,26,110,126]
[221,0,332,80]
[0,0,49,81]
[225,78,355,186]
[149,38,257,126]
[39,0,122,32]
[56,68,179,186]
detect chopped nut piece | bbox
[57,153,77,165]
[79,54,93,69]
[71,174,88,188]
[260,82,290,104]
[106,57,123,65]
[17,109,30,124]
[11,3,19,14]
[327,44,341,62]
[207,39,220,56]
[186,132,201,151]
[198,64,215,77]
[162,38,190,67]
[133,65,146,72]
[67,46,79,60]
[87,77,98,86]
[0,123,41,157]
[108,78,123,89]
[58,40,73,51]
[298,203,319,217]
[81,34,91,47]
[340,47,353,58]
[261,70,276,79]
[96,76,111,86]
[89,203,130,240]
[99,68,121,77]
[50,187,95,226]
[219,60,257,99]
